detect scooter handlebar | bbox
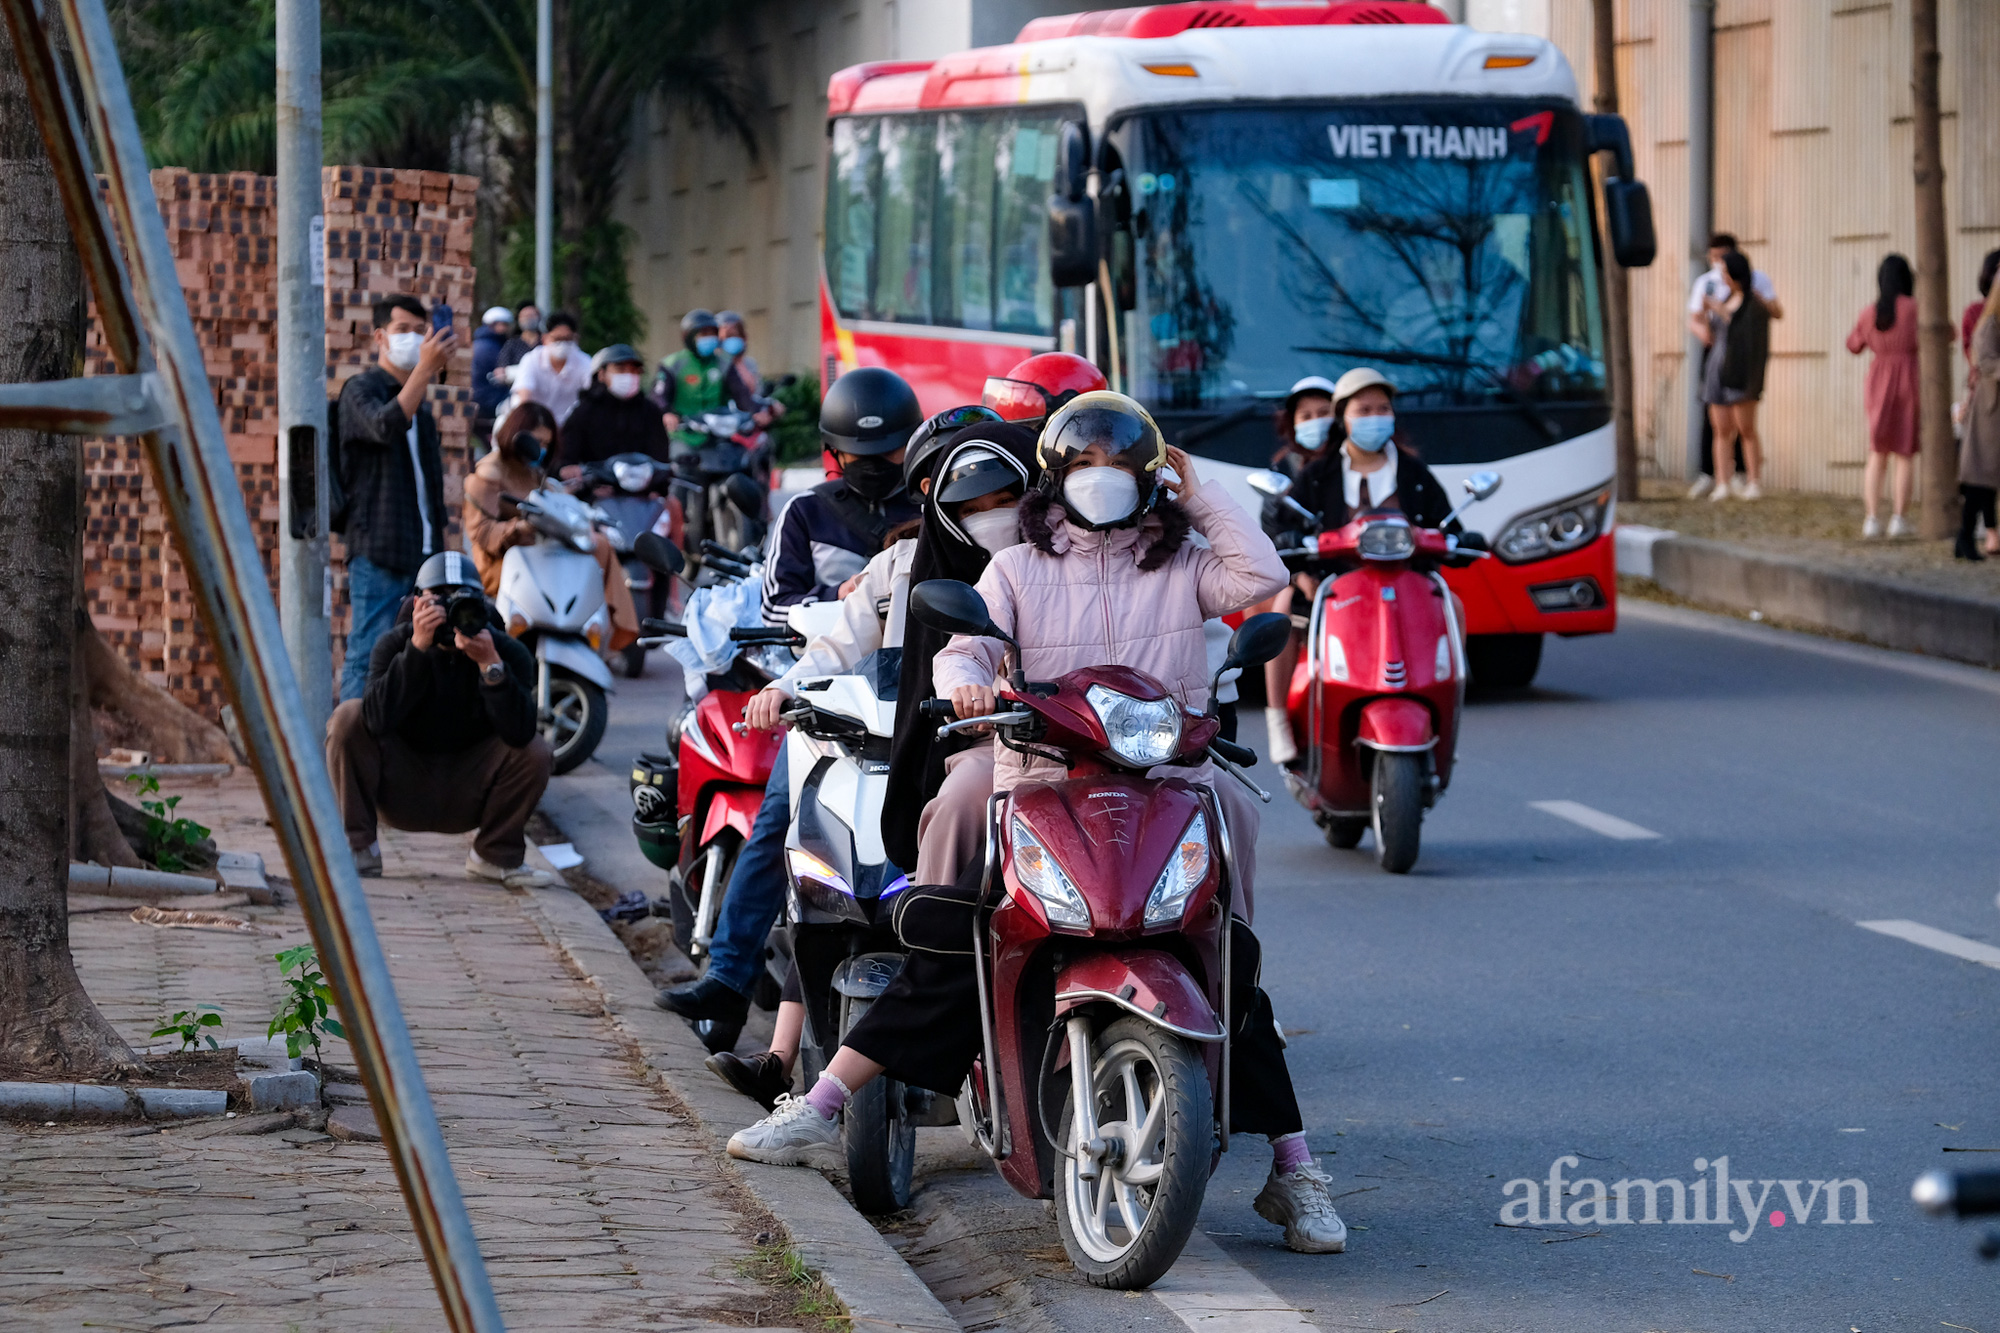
[1209,736,1258,768]
[1915,1170,2000,1218]
[728,625,806,646]
[639,617,688,637]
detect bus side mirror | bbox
[1048,121,1096,288]
[1586,114,1656,268]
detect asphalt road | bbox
[578,600,2000,1331]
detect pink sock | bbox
[1272,1132,1312,1174]
[803,1074,847,1121]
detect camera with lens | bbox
[439,587,491,640]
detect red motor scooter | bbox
[909,582,1292,1291]
[1248,469,1501,874]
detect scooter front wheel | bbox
[544,670,608,774]
[1055,1016,1212,1290]
[839,994,916,1214]
[1372,751,1425,874]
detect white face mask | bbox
[608,371,642,399]
[385,330,424,371]
[958,506,1022,555]
[1062,466,1141,527]
[1293,416,1332,451]
[546,339,574,364]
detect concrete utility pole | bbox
[275,0,329,738]
[1592,0,1638,501]
[1684,0,1713,482]
[534,0,553,313]
[1911,0,1955,540]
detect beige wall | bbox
[613,0,1082,382]
[1477,0,2000,495]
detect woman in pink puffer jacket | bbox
[723,394,1350,1257]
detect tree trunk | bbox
[1912,0,1956,540]
[1592,0,1639,502]
[0,17,138,1077]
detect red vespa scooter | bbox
[1248,469,1502,874]
[909,581,1292,1291]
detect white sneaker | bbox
[1686,473,1714,500]
[1728,475,1749,499]
[1888,514,1913,539]
[1739,481,1762,501]
[1253,1162,1347,1254]
[465,851,560,889]
[726,1094,840,1165]
[1709,482,1730,503]
[1264,706,1297,767]
[1862,515,1882,539]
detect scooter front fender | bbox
[539,634,616,692]
[1356,696,1435,753]
[700,785,764,847]
[1054,950,1223,1044]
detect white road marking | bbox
[1149,1231,1318,1330]
[1529,800,1662,841]
[1857,919,2000,970]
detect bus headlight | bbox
[1493,484,1612,564]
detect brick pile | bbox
[84,166,480,718]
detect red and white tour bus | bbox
[819,2,1655,686]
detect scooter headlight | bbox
[786,847,851,897]
[1143,812,1210,927]
[1009,817,1090,928]
[1356,518,1416,561]
[613,460,652,492]
[1085,685,1182,767]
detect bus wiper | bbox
[1292,344,1563,441]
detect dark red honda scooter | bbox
[1249,468,1501,873]
[909,582,1291,1291]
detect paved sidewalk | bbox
[1,771,799,1331]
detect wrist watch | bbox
[480,661,507,687]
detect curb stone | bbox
[519,881,959,1333]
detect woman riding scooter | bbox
[706,411,1034,1111]
[725,392,1350,1256]
[461,402,641,653]
[1258,367,1456,765]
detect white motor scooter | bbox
[494,485,618,774]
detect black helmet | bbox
[1036,391,1168,529]
[415,550,481,592]
[902,404,1005,493]
[820,367,923,457]
[679,308,718,350]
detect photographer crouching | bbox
[326,550,559,888]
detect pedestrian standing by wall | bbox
[470,306,514,456]
[1686,234,1782,498]
[1957,277,2000,560]
[1701,251,1770,501]
[336,295,453,703]
[1845,254,1920,539]
[1961,250,2000,365]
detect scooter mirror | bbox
[1223,612,1293,672]
[1463,470,1502,503]
[910,579,1014,644]
[633,531,684,576]
[1245,469,1294,500]
[724,471,765,519]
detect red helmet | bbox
[981,352,1107,422]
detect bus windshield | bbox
[1115,101,1607,425]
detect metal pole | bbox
[1684,0,1713,481]
[534,0,552,313]
[275,0,329,739]
[0,2,505,1328]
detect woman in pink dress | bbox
[1845,254,1919,539]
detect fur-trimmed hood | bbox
[1017,489,1193,571]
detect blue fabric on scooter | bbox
[704,747,791,997]
[664,569,770,700]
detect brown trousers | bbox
[325,700,553,869]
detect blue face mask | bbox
[694,335,719,358]
[1292,416,1332,451]
[721,335,746,357]
[1347,413,1396,452]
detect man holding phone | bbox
[325,550,556,887]
[336,295,455,702]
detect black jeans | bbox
[843,876,1304,1139]
[1962,485,1997,542]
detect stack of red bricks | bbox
[83,166,480,719]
